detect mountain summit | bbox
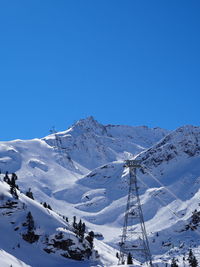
[0,118,200,266]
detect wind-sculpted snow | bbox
[53,123,200,265]
[0,179,115,267]
[0,144,22,173]
[28,158,48,172]
[0,118,200,266]
[105,124,168,148]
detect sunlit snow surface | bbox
[0,249,31,267]
[0,118,200,266]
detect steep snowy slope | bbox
[0,249,31,267]
[0,117,168,224]
[61,125,200,265]
[1,118,200,266]
[44,116,169,170]
[0,178,119,267]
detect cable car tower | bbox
[119,160,153,266]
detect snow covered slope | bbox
[0,178,117,267]
[0,118,200,266]
[44,116,168,170]
[0,249,31,267]
[54,124,200,265]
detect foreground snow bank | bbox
[0,249,31,267]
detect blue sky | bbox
[0,0,200,140]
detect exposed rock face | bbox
[0,118,200,266]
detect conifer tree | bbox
[22,211,39,243]
[81,222,86,240]
[171,258,178,267]
[86,231,94,248]
[78,219,82,236]
[10,184,18,199]
[187,249,198,267]
[27,211,34,232]
[7,173,19,199]
[11,173,18,189]
[127,253,133,265]
[26,188,34,200]
[73,216,77,229]
[3,171,10,184]
[47,204,52,210]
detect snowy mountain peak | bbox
[43,118,169,170]
[70,116,107,136]
[74,116,98,127]
[0,120,200,266]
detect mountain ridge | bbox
[0,117,200,266]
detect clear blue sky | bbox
[0,0,200,140]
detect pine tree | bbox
[171,258,179,267]
[82,222,86,234]
[22,212,39,243]
[26,188,34,200]
[11,173,18,188]
[3,171,10,184]
[9,173,19,199]
[86,231,94,248]
[127,253,133,265]
[73,216,77,229]
[187,249,198,267]
[10,184,18,199]
[78,219,82,236]
[27,212,34,232]
[47,204,52,210]
[77,219,86,239]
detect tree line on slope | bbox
[1,172,98,261]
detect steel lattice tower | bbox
[119,160,153,266]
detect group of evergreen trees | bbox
[3,172,19,199]
[73,216,86,240]
[2,172,53,212]
[1,171,96,257]
[25,188,53,211]
[41,202,52,210]
[72,215,95,248]
[170,249,198,267]
[3,172,36,202]
[116,249,198,266]
[186,249,198,267]
[2,172,198,266]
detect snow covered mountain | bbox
[44,116,168,170]
[0,117,200,266]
